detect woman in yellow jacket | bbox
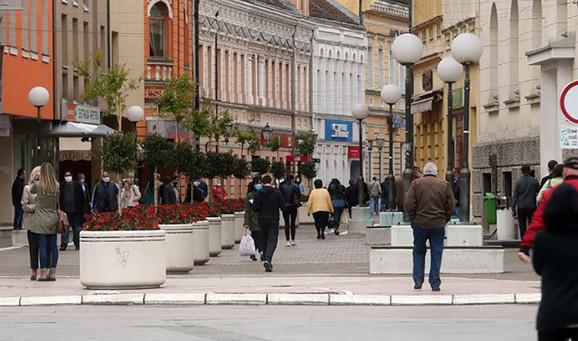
[307,179,334,239]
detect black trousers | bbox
[259,218,279,264]
[252,230,264,253]
[27,230,39,270]
[13,205,23,229]
[517,207,535,239]
[539,328,578,341]
[283,206,298,241]
[312,212,329,237]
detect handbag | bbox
[239,233,256,257]
[56,203,66,234]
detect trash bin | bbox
[496,196,518,240]
[484,193,497,225]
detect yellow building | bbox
[336,0,409,182]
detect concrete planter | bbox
[366,225,391,247]
[192,221,210,265]
[159,223,195,273]
[221,214,236,249]
[298,206,314,224]
[234,212,244,243]
[349,206,371,234]
[207,217,222,257]
[79,230,166,289]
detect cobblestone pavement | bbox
[0,226,538,281]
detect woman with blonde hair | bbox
[22,166,41,280]
[30,163,60,281]
[120,175,141,208]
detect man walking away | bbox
[161,176,179,205]
[280,175,301,246]
[513,165,540,239]
[77,173,91,216]
[12,168,26,230]
[252,175,286,272]
[345,179,358,219]
[369,177,381,215]
[540,160,558,188]
[404,162,455,292]
[59,171,84,251]
[92,171,119,213]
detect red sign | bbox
[348,146,360,160]
[560,80,578,124]
[286,155,311,163]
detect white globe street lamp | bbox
[450,32,483,223]
[391,33,423,195]
[380,84,402,210]
[437,57,463,187]
[127,105,145,122]
[28,86,50,165]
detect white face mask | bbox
[64,176,72,182]
[79,179,85,183]
[103,177,110,183]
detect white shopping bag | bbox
[239,233,256,257]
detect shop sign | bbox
[75,105,101,125]
[348,146,360,160]
[324,119,353,142]
[391,114,405,129]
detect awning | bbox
[411,89,443,114]
[47,122,116,137]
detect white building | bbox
[309,0,366,185]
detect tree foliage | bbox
[185,108,212,139]
[78,52,140,129]
[232,157,250,180]
[271,161,286,179]
[186,150,208,181]
[171,142,194,174]
[237,129,261,155]
[299,161,317,181]
[268,136,280,153]
[251,157,270,175]
[101,132,138,175]
[156,75,195,125]
[298,132,317,157]
[219,152,237,179]
[205,152,224,179]
[142,134,174,171]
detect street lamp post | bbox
[352,103,369,206]
[451,33,483,223]
[391,33,423,194]
[367,139,373,181]
[381,84,402,210]
[28,86,50,166]
[261,122,273,145]
[374,134,385,182]
[436,57,463,188]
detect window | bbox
[378,48,384,87]
[61,15,68,66]
[73,19,79,63]
[41,0,49,55]
[490,4,498,94]
[367,47,373,89]
[149,2,168,58]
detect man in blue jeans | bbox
[404,162,455,291]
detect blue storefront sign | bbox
[324,119,353,142]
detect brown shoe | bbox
[30,270,37,281]
[37,268,49,281]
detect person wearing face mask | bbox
[244,177,264,261]
[120,175,141,208]
[92,171,119,213]
[59,171,85,251]
[77,173,91,215]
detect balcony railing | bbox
[145,60,173,82]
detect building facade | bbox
[0,1,54,226]
[309,0,366,185]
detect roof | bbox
[309,0,358,25]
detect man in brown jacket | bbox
[404,162,455,291]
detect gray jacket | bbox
[513,175,540,210]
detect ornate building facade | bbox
[309,0,366,184]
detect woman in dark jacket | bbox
[532,183,578,340]
[244,178,263,261]
[327,179,346,235]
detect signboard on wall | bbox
[324,119,353,142]
[75,105,101,125]
[560,126,578,149]
[348,146,360,160]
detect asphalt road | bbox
[0,304,538,341]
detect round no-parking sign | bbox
[560,80,578,124]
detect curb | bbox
[0,292,541,307]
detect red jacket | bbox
[520,176,578,254]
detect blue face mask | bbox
[254,184,263,191]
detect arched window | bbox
[490,3,498,94]
[149,2,169,58]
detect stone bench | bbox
[391,224,483,247]
[370,246,505,274]
[348,207,371,234]
[366,225,391,247]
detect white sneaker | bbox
[286,241,291,247]
[327,228,335,234]
[290,240,296,246]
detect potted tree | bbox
[218,152,236,250]
[142,134,174,206]
[251,157,270,176]
[80,206,166,289]
[186,150,211,265]
[232,157,250,242]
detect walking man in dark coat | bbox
[11,168,26,230]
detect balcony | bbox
[145,60,173,82]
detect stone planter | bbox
[79,230,166,289]
[234,212,244,243]
[192,221,210,265]
[159,223,195,273]
[221,214,236,249]
[207,217,222,257]
[366,225,391,247]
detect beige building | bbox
[476,0,578,217]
